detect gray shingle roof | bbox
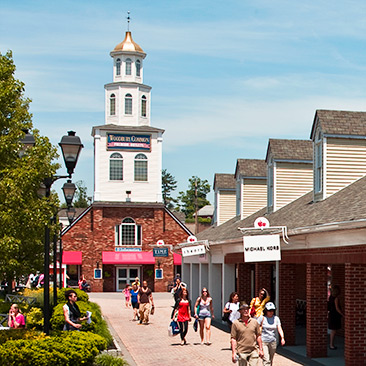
[266,139,313,162]
[213,174,236,190]
[310,110,366,140]
[235,159,267,179]
[197,175,366,242]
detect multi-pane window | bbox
[116,58,121,76]
[115,218,142,246]
[134,153,148,181]
[110,94,116,116]
[125,58,132,75]
[125,94,132,115]
[109,153,123,180]
[141,95,147,117]
[136,59,141,76]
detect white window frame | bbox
[134,153,148,182]
[141,95,147,117]
[116,58,121,76]
[110,94,116,116]
[136,59,141,77]
[125,58,132,75]
[109,152,123,181]
[125,93,132,115]
[115,218,142,246]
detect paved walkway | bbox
[89,292,303,366]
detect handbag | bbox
[193,318,198,332]
[222,311,230,322]
[169,320,180,337]
[250,306,256,317]
[150,305,155,315]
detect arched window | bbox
[125,58,132,75]
[141,95,147,117]
[110,94,116,116]
[109,153,123,180]
[115,217,142,246]
[116,58,121,76]
[134,153,148,181]
[125,94,132,115]
[136,59,141,76]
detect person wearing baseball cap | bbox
[231,301,264,365]
[256,302,285,366]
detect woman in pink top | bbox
[8,304,25,328]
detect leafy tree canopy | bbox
[162,169,177,210]
[177,176,210,218]
[0,51,60,283]
[73,180,90,208]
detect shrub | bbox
[0,331,107,366]
[94,353,129,366]
[0,329,45,344]
[25,306,44,330]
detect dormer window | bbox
[110,94,116,116]
[125,94,132,115]
[141,95,147,117]
[314,130,322,193]
[116,58,121,76]
[136,60,141,76]
[125,58,132,75]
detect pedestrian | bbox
[63,289,88,330]
[223,292,240,331]
[138,280,154,324]
[249,288,270,318]
[78,275,90,292]
[132,277,140,287]
[171,287,192,345]
[8,304,25,329]
[231,301,264,365]
[130,283,140,320]
[328,285,344,350]
[123,284,131,308]
[194,287,214,345]
[257,302,285,366]
[172,277,183,302]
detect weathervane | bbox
[127,11,130,31]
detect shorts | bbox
[131,301,139,309]
[199,314,211,320]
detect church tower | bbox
[92,28,164,203]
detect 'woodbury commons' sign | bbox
[107,133,151,151]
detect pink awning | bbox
[63,251,82,265]
[173,253,182,265]
[102,251,155,265]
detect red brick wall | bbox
[345,263,366,365]
[295,263,306,300]
[62,205,189,292]
[306,263,328,358]
[255,262,272,299]
[279,263,296,345]
[237,263,252,303]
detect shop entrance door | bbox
[116,267,140,292]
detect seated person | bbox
[8,304,25,328]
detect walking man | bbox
[231,302,264,365]
[138,280,154,324]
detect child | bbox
[123,284,131,308]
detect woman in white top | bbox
[257,302,285,366]
[194,287,214,345]
[222,291,240,330]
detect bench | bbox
[5,294,37,305]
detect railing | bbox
[5,294,37,305]
[0,314,8,328]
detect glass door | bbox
[116,267,140,291]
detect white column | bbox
[93,130,101,201]
[222,263,236,311]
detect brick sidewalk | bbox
[89,292,304,366]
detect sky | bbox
[2,0,366,203]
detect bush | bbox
[57,288,89,304]
[94,353,129,366]
[0,329,45,344]
[25,306,44,330]
[0,331,107,366]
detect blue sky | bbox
[2,0,366,203]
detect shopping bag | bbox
[169,320,180,336]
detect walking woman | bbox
[171,287,192,345]
[250,287,270,318]
[257,302,285,366]
[328,285,344,350]
[222,291,240,331]
[130,283,140,321]
[194,287,214,345]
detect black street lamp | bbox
[19,129,36,157]
[66,207,76,224]
[42,131,83,335]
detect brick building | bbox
[61,29,191,292]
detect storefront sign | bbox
[155,269,163,279]
[153,247,169,257]
[243,234,281,262]
[94,268,102,279]
[107,133,151,151]
[115,247,142,252]
[181,245,206,257]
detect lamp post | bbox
[42,131,83,335]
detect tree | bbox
[162,169,177,210]
[73,180,90,208]
[177,176,210,218]
[0,51,59,287]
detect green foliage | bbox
[0,331,107,366]
[0,329,45,343]
[73,180,90,208]
[57,287,89,304]
[162,169,177,209]
[25,306,44,330]
[185,217,212,224]
[0,51,60,284]
[177,176,211,218]
[94,353,129,366]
